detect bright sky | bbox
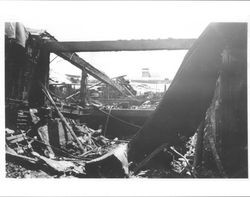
[2,1,250,81]
[50,50,187,81]
[2,1,250,82]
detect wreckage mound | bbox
[6,161,52,178]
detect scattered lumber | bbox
[5,102,126,178]
[31,151,86,175]
[132,143,169,175]
[40,83,85,153]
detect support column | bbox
[79,69,88,107]
[28,48,50,108]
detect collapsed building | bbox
[5,22,247,178]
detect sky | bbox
[50,50,187,81]
[2,1,250,82]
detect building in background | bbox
[130,68,171,94]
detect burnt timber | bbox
[44,38,196,52]
[43,37,195,95]
[60,105,153,119]
[40,34,129,96]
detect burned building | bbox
[5,22,248,178]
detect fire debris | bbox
[5,22,247,178]
[5,87,129,178]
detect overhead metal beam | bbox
[44,38,196,52]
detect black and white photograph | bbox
[1,0,250,196]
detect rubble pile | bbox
[6,103,127,178]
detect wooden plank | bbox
[45,39,195,52]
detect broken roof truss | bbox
[36,30,195,97]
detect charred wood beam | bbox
[52,50,126,95]
[40,83,85,153]
[40,32,128,96]
[44,39,196,52]
[79,69,87,107]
